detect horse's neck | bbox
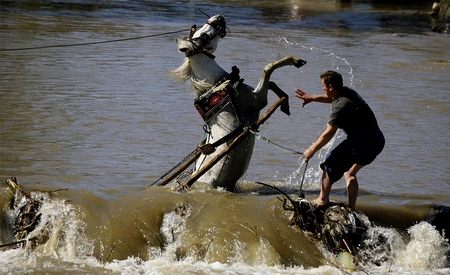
[189,54,228,89]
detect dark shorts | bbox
[320,129,385,183]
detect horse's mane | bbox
[168,58,212,97]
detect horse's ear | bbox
[189,25,197,39]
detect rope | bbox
[249,129,302,155]
[0,29,191,52]
[249,129,308,197]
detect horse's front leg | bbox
[269,81,290,115]
[264,56,307,74]
[253,56,306,112]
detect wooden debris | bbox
[5,177,42,244]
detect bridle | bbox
[182,14,227,58]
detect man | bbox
[295,70,384,209]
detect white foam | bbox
[397,222,449,270]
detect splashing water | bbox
[273,36,354,88]
[1,186,449,274]
[285,132,338,190]
[397,222,449,270]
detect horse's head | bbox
[177,13,227,58]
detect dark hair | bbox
[320,70,343,90]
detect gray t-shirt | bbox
[329,87,379,136]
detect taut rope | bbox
[0,29,191,52]
[249,130,302,156]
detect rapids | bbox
[1,183,449,274]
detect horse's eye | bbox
[201,33,209,41]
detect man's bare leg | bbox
[314,171,332,207]
[344,163,364,209]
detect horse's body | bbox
[170,14,306,191]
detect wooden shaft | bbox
[174,131,248,191]
[255,97,286,126]
[174,97,287,191]
[157,150,202,186]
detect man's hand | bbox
[302,147,315,162]
[303,124,338,162]
[295,89,312,107]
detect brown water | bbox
[1,1,449,274]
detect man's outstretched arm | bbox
[295,89,333,107]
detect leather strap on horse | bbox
[174,96,287,192]
[183,13,227,59]
[199,124,244,155]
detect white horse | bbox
[169,13,306,191]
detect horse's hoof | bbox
[295,59,307,68]
[280,104,290,116]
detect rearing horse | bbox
[169,13,306,191]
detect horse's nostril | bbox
[179,48,188,52]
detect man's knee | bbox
[345,163,364,178]
[344,172,356,184]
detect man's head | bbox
[320,70,343,98]
[320,70,343,89]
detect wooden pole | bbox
[174,97,287,191]
[254,97,287,126]
[174,131,248,191]
[157,150,202,186]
